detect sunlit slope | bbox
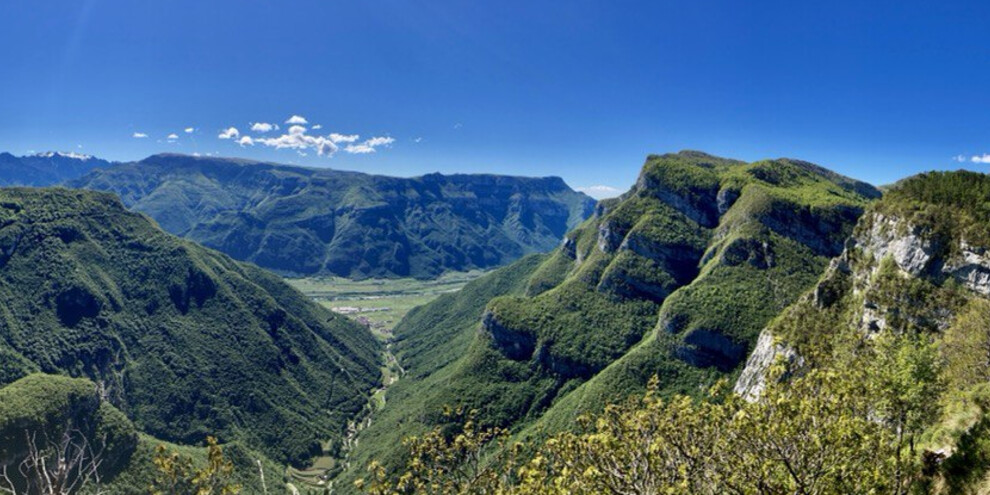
[339,151,880,487]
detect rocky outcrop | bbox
[635,175,719,228]
[717,188,740,216]
[943,242,990,295]
[481,310,536,361]
[860,214,937,276]
[597,220,624,253]
[757,202,863,258]
[674,329,749,372]
[733,329,804,401]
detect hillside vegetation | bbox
[732,170,990,493]
[70,154,595,279]
[355,173,990,494]
[338,151,881,489]
[0,188,381,466]
[0,374,280,494]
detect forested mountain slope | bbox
[0,188,381,466]
[337,150,881,489]
[733,171,990,492]
[70,154,595,279]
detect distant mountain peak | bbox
[33,151,95,160]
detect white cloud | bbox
[254,130,340,156]
[953,155,968,163]
[218,127,240,140]
[132,132,148,139]
[345,136,395,154]
[184,127,195,134]
[329,133,359,143]
[576,185,622,200]
[167,133,179,140]
[251,122,277,133]
[219,116,395,158]
[973,154,990,164]
[413,137,423,143]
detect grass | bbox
[286,270,487,339]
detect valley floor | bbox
[283,270,487,489]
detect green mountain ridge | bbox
[335,150,882,490]
[68,153,595,279]
[0,187,381,466]
[728,170,990,492]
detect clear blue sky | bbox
[2,1,989,198]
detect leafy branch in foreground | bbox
[151,436,240,495]
[359,368,907,495]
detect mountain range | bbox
[68,153,595,279]
[5,150,990,493]
[0,151,111,186]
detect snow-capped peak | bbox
[34,151,94,161]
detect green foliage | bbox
[70,154,595,278]
[0,374,139,494]
[151,436,241,495]
[337,151,881,490]
[361,370,901,495]
[0,188,381,465]
[334,256,546,490]
[0,374,138,463]
[876,170,990,249]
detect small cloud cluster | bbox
[345,136,396,154]
[251,122,278,133]
[576,185,622,200]
[955,153,990,164]
[134,127,195,142]
[218,127,240,140]
[220,115,394,157]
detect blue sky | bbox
[2,1,989,198]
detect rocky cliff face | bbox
[735,172,990,400]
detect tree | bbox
[151,436,240,495]
[359,372,903,495]
[0,426,107,495]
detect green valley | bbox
[0,188,382,485]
